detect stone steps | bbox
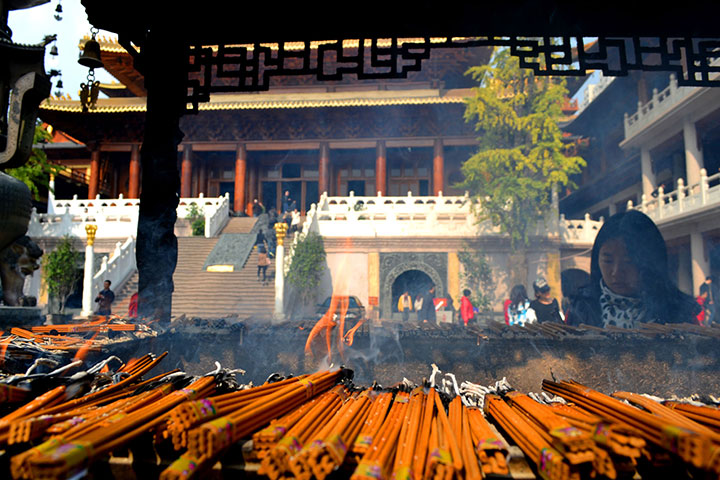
[106,228,281,319]
[221,217,257,234]
[171,237,276,319]
[112,271,138,316]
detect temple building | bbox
[29,37,599,320]
[561,69,720,297]
[38,38,498,213]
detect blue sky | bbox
[9,0,116,99]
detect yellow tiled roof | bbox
[84,35,470,54]
[40,89,470,114]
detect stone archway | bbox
[382,260,445,318]
[391,270,434,315]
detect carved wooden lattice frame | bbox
[185,36,720,112]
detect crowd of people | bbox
[114,206,714,329]
[396,210,714,330]
[252,190,303,286]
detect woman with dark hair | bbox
[503,284,536,326]
[568,210,699,328]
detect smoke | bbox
[341,321,404,384]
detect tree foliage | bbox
[186,204,205,236]
[286,232,327,306]
[458,246,494,313]
[42,236,81,314]
[460,47,585,250]
[4,122,60,200]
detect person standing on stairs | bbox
[257,245,271,285]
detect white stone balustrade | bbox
[284,201,320,276]
[558,213,604,244]
[316,191,480,237]
[28,194,230,239]
[312,191,601,243]
[629,168,720,224]
[624,58,720,141]
[90,236,136,309]
[578,73,616,114]
[201,193,230,237]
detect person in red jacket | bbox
[460,289,475,326]
[128,292,138,319]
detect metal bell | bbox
[78,38,103,69]
[50,45,58,56]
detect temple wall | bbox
[318,243,569,319]
[319,253,369,307]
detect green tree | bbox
[286,232,327,307]
[4,122,60,200]
[458,245,494,313]
[42,236,81,314]
[460,47,585,250]
[186,203,205,236]
[459,47,585,286]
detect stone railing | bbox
[559,213,604,244]
[623,74,694,140]
[198,193,230,237]
[312,191,601,244]
[629,168,720,224]
[623,58,720,141]
[578,73,615,114]
[316,191,479,237]
[284,201,321,276]
[29,194,230,239]
[91,236,136,303]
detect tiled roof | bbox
[40,89,470,113]
[85,35,470,53]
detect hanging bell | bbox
[50,45,58,56]
[55,3,63,13]
[56,79,63,89]
[78,38,103,69]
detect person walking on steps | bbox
[257,245,271,285]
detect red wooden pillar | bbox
[197,159,207,196]
[128,144,141,198]
[376,141,387,195]
[180,144,192,198]
[335,166,341,196]
[234,143,247,213]
[319,142,330,195]
[247,162,258,215]
[433,138,444,195]
[88,148,100,199]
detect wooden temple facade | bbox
[38,39,495,214]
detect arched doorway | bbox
[381,258,445,319]
[391,270,433,314]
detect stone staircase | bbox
[108,217,280,319]
[220,216,257,234]
[170,218,276,319]
[112,271,138,316]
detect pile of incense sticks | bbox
[0,354,719,479]
[0,321,156,377]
